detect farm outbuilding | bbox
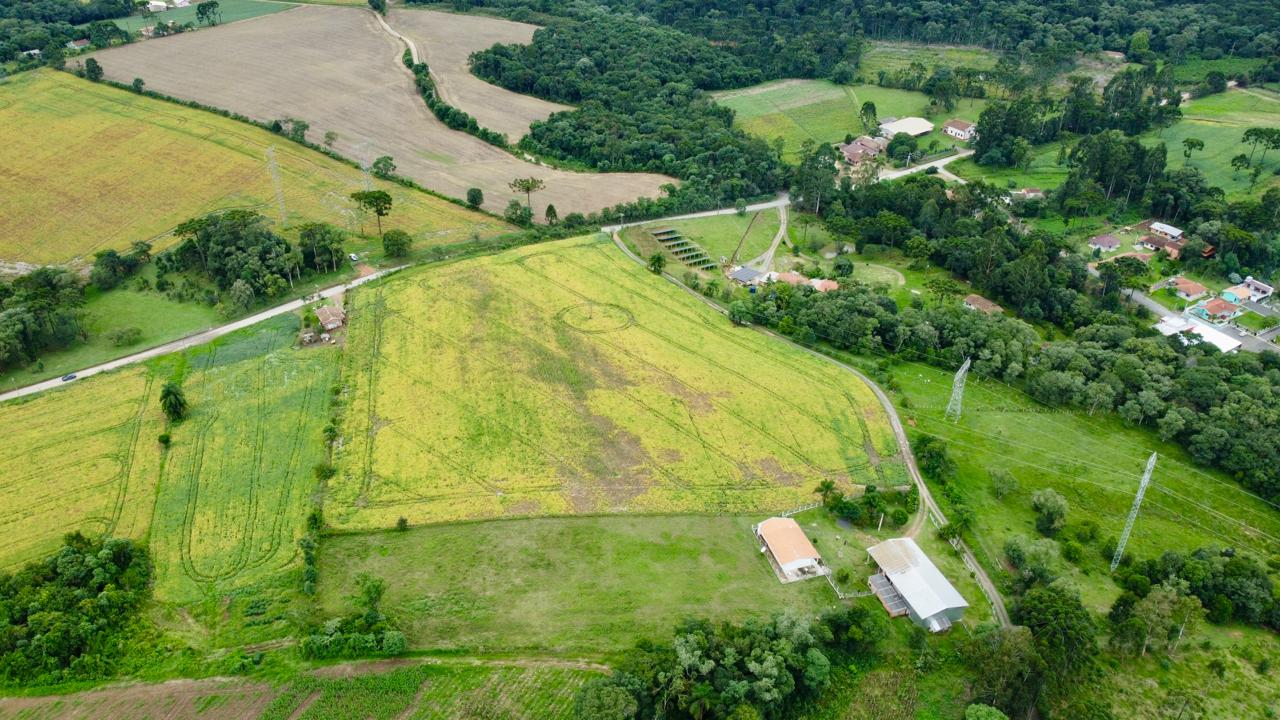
[315,305,346,331]
[878,117,934,138]
[754,517,828,583]
[867,538,967,632]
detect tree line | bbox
[1,0,132,65]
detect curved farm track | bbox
[87,5,672,219]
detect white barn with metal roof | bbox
[867,537,968,632]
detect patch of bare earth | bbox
[0,678,276,720]
[389,8,570,142]
[88,6,672,219]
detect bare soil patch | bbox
[0,678,276,720]
[389,8,570,142]
[88,6,671,219]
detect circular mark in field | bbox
[556,303,635,334]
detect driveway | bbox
[879,149,974,182]
[0,267,403,405]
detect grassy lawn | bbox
[949,142,1067,189]
[317,515,841,657]
[330,235,900,529]
[107,0,294,32]
[857,41,998,82]
[1149,88,1280,199]
[1166,56,1268,85]
[714,80,985,162]
[1235,311,1278,333]
[0,271,219,392]
[653,210,781,265]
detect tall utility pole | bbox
[265,147,286,224]
[944,357,971,422]
[1111,452,1157,572]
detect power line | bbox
[944,357,970,421]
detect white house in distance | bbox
[146,0,168,11]
[1168,276,1208,301]
[942,119,976,141]
[1087,234,1121,252]
[879,117,935,138]
[867,537,968,632]
[754,517,828,583]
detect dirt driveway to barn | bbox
[88,5,672,219]
[389,7,570,142]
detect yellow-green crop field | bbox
[329,236,902,529]
[0,70,508,266]
[0,319,336,609]
[0,368,160,571]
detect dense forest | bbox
[0,0,132,63]
[0,534,150,685]
[472,6,784,208]
[0,267,84,372]
[467,0,1280,64]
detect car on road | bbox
[349,253,359,262]
[60,374,77,382]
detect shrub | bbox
[396,516,409,531]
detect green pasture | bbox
[714,80,984,162]
[108,0,293,33]
[1152,88,1280,199]
[317,515,840,658]
[871,357,1280,614]
[858,41,998,82]
[650,210,780,265]
[1167,56,1268,85]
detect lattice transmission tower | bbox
[1111,452,1157,572]
[944,357,971,421]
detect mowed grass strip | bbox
[260,662,595,720]
[0,70,507,265]
[318,516,839,656]
[714,80,985,162]
[331,236,897,528]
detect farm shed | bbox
[1155,317,1241,353]
[867,538,967,632]
[962,294,1002,315]
[753,517,827,583]
[878,117,934,138]
[1149,222,1184,240]
[315,305,346,331]
[942,119,976,141]
[1087,234,1120,252]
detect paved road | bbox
[878,149,974,182]
[0,267,403,405]
[601,194,790,233]
[609,226,1011,627]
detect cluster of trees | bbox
[0,0,132,64]
[0,534,149,685]
[89,240,151,290]
[1113,547,1278,629]
[157,211,348,316]
[575,607,888,719]
[470,7,785,207]
[875,63,988,106]
[815,478,917,528]
[0,267,84,371]
[297,573,406,659]
[975,69,1181,169]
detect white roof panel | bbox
[868,538,967,619]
